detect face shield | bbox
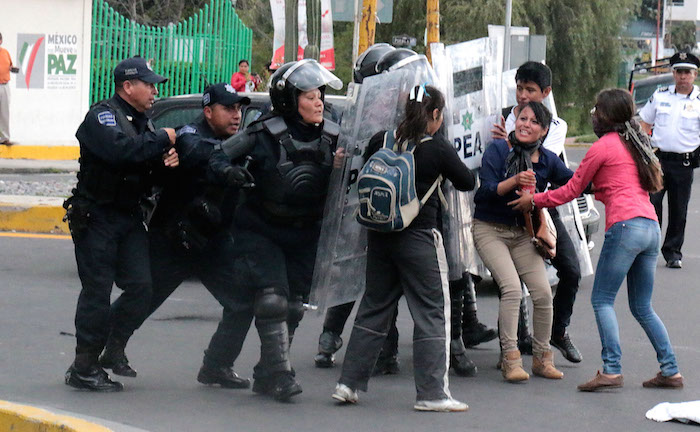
[276,59,343,93]
[387,54,430,73]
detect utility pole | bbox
[357,0,378,58]
[352,0,361,63]
[285,0,299,63]
[425,0,439,64]
[305,0,321,60]
[503,0,512,71]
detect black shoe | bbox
[99,347,137,377]
[666,259,682,269]
[550,332,582,363]
[197,365,251,389]
[462,322,498,348]
[373,355,400,376]
[314,331,342,368]
[518,335,533,356]
[65,365,123,392]
[314,352,335,368]
[254,372,302,401]
[451,352,477,377]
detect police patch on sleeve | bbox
[97,111,117,127]
[177,125,197,137]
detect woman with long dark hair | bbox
[332,84,475,412]
[511,88,683,391]
[472,101,572,383]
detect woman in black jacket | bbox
[332,84,475,412]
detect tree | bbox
[668,21,697,52]
[104,0,208,26]
[437,0,637,133]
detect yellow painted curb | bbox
[0,400,112,432]
[0,145,79,160]
[0,199,69,234]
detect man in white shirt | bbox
[639,52,700,269]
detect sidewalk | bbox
[0,157,77,235]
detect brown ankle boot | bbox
[532,350,563,379]
[502,350,529,382]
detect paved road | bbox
[1,147,699,431]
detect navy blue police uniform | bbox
[113,84,255,388]
[64,57,172,392]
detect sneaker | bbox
[462,322,498,348]
[550,332,582,363]
[642,372,683,389]
[65,364,124,392]
[331,383,358,404]
[197,365,251,389]
[414,398,468,412]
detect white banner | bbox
[270,0,335,70]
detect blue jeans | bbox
[592,217,679,376]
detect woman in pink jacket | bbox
[511,88,683,392]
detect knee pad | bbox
[287,295,305,328]
[254,288,288,321]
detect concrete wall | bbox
[1,0,92,147]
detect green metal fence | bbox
[89,0,252,104]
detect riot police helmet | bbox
[353,43,396,83]
[270,59,343,116]
[375,48,420,73]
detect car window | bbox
[152,106,202,129]
[243,107,262,129]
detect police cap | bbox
[113,56,168,83]
[670,52,700,71]
[202,83,251,108]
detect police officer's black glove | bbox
[224,165,255,188]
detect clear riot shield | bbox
[309,57,439,312]
[431,40,501,280]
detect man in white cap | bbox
[640,52,700,269]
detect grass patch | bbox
[574,134,598,144]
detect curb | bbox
[0,195,69,234]
[0,145,80,161]
[0,400,112,432]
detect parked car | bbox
[148,92,347,131]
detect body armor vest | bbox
[257,116,339,221]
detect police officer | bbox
[640,52,700,269]
[64,56,178,392]
[209,59,344,401]
[98,83,255,389]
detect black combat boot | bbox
[314,330,343,368]
[517,287,533,356]
[197,363,251,389]
[66,353,123,392]
[449,280,477,376]
[252,319,302,401]
[460,274,497,348]
[98,337,137,377]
